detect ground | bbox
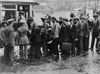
[0,46,100,74]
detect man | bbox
[3,19,15,66]
[41,17,50,57]
[59,18,70,58]
[91,14,99,51]
[69,18,78,56]
[59,18,71,58]
[59,18,70,42]
[83,17,89,53]
[77,16,85,55]
[52,17,61,60]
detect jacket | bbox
[92,19,99,33]
[83,22,89,37]
[3,26,15,46]
[77,21,84,37]
[70,24,77,39]
[59,23,70,42]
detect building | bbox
[0,0,39,22]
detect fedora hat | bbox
[93,14,98,17]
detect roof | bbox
[0,0,39,5]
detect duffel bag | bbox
[61,42,72,51]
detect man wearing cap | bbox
[3,19,15,66]
[90,14,100,51]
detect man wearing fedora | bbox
[90,14,100,51]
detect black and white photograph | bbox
[0,0,100,74]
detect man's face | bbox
[81,18,85,23]
[94,17,98,20]
[44,19,48,23]
[52,19,55,23]
[59,18,63,21]
[74,20,78,24]
[4,23,7,27]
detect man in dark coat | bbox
[59,18,71,57]
[59,18,70,42]
[69,18,78,56]
[83,18,89,53]
[91,14,100,51]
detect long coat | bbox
[59,23,70,42]
[83,22,89,37]
[3,26,15,46]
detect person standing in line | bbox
[59,18,71,58]
[90,14,99,51]
[83,16,89,53]
[34,26,42,59]
[18,20,30,61]
[3,19,15,66]
[51,17,61,60]
[41,17,50,57]
[0,22,8,61]
[77,16,85,55]
[69,18,78,57]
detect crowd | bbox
[0,11,100,66]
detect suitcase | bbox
[61,42,72,51]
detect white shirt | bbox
[52,22,61,38]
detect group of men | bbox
[0,12,100,66]
[29,13,100,61]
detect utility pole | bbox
[94,0,97,13]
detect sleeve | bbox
[51,25,56,35]
[0,29,4,41]
[86,23,89,36]
[75,25,78,38]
